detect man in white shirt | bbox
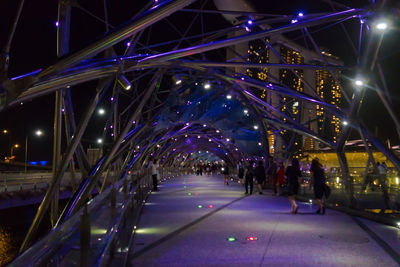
[149,158,159,191]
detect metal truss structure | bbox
[1,0,399,253]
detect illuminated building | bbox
[245,36,343,156]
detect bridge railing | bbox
[10,167,183,266]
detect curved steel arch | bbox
[1,0,399,252]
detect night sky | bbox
[0,0,399,162]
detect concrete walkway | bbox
[128,175,399,266]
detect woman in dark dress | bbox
[310,158,326,214]
[286,158,301,214]
[255,160,266,194]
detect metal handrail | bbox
[10,167,183,266]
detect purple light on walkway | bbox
[126,42,131,47]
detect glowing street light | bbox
[25,129,44,172]
[98,108,105,115]
[343,121,348,126]
[375,21,388,31]
[97,138,103,144]
[253,125,259,130]
[244,109,248,114]
[226,94,232,99]
[204,81,211,89]
[35,130,43,136]
[354,80,363,87]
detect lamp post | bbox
[25,130,44,173]
[10,144,19,158]
[2,129,12,158]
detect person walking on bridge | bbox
[286,158,301,214]
[244,160,254,194]
[223,163,229,185]
[149,158,160,191]
[255,160,266,194]
[310,158,325,214]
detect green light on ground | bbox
[188,192,192,196]
[184,186,187,188]
[227,237,236,242]
[198,205,203,208]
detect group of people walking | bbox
[234,157,327,214]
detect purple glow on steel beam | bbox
[10,69,43,81]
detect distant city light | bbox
[216,130,220,133]
[204,82,211,89]
[253,125,259,130]
[245,26,250,32]
[209,139,212,142]
[97,138,103,144]
[244,109,248,114]
[35,130,43,136]
[291,19,298,24]
[55,21,59,27]
[175,79,182,85]
[298,12,304,17]
[247,20,253,25]
[126,42,131,47]
[226,138,230,142]
[258,142,262,146]
[343,121,348,126]
[203,124,207,127]
[226,94,232,99]
[98,108,105,115]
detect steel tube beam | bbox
[65,70,164,218]
[186,61,348,70]
[19,78,110,252]
[139,9,364,64]
[36,0,196,79]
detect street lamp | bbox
[10,144,19,158]
[2,129,12,156]
[25,130,44,173]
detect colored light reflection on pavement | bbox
[188,193,192,196]
[195,193,199,195]
[184,186,187,188]
[247,236,257,241]
[227,237,236,242]
[208,205,213,208]
[198,205,203,208]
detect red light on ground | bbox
[247,236,257,241]
[195,193,199,195]
[208,205,213,208]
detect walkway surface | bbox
[128,175,399,266]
